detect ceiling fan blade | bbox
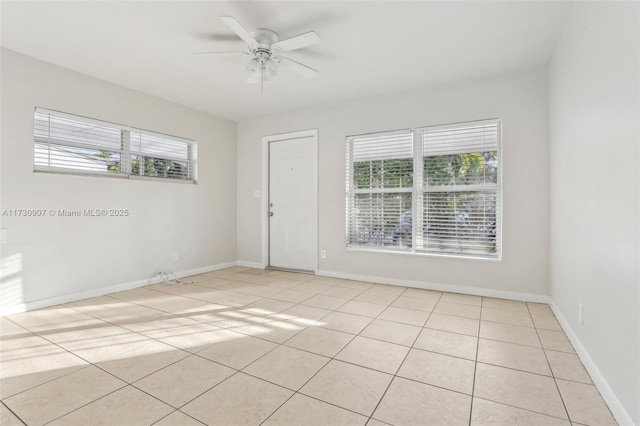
[272,31,321,53]
[193,51,249,56]
[219,16,259,50]
[276,56,319,79]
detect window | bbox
[346,130,414,248]
[34,108,196,182]
[346,119,500,259]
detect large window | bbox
[346,119,500,259]
[34,108,196,182]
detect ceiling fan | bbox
[195,16,321,92]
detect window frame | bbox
[33,107,197,184]
[346,119,502,261]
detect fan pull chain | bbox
[261,63,265,93]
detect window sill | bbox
[34,168,197,184]
[346,245,502,262]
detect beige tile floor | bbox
[0,267,617,426]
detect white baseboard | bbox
[549,302,635,426]
[317,269,551,303]
[236,260,267,269]
[176,261,238,278]
[0,261,238,317]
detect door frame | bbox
[261,129,319,273]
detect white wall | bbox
[0,48,238,314]
[238,68,550,298]
[549,2,640,424]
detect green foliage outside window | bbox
[96,151,121,173]
[353,158,413,189]
[98,152,188,179]
[425,151,497,186]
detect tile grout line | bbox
[471,395,577,423]
[526,302,573,423]
[172,369,244,412]
[41,384,131,426]
[1,400,27,426]
[468,296,484,426]
[149,408,206,426]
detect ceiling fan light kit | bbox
[195,16,321,92]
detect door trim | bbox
[261,129,319,273]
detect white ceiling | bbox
[1,1,573,121]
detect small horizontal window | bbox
[33,108,197,182]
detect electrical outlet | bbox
[320,250,327,259]
[578,302,583,325]
[172,252,179,262]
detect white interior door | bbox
[268,135,317,271]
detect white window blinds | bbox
[34,108,196,182]
[34,110,125,174]
[346,119,501,259]
[346,130,414,248]
[418,120,500,256]
[129,131,194,180]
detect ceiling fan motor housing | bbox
[250,28,279,50]
[254,50,271,63]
